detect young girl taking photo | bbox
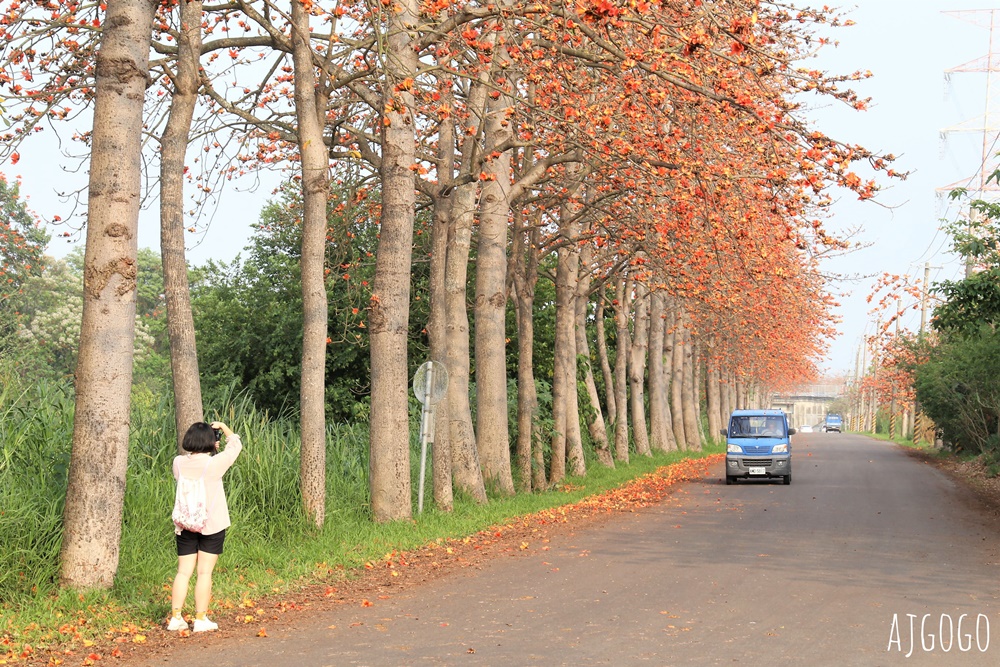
[168,421,242,632]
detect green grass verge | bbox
[866,431,956,459]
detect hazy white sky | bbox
[6,1,995,377]
[808,1,996,375]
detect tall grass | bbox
[0,368,720,651]
[0,374,73,604]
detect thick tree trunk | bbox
[431,369,453,511]
[60,0,156,589]
[292,0,330,527]
[612,276,630,463]
[575,247,613,467]
[682,322,701,451]
[428,70,455,512]
[565,323,587,476]
[646,291,665,451]
[444,182,486,503]
[720,369,731,421]
[515,295,540,490]
[706,353,723,441]
[594,293,616,427]
[629,281,651,456]
[722,370,729,417]
[563,244,585,478]
[551,175,586,484]
[669,306,687,449]
[475,90,514,495]
[159,0,204,451]
[661,313,677,449]
[647,291,674,452]
[724,371,735,418]
[511,215,541,491]
[694,341,706,443]
[549,242,572,484]
[369,0,419,522]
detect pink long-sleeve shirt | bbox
[172,434,243,536]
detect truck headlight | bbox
[727,444,743,453]
[772,444,788,453]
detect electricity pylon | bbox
[939,10,1000,277]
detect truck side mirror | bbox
[788,428,797,435]
[719,429,728,436]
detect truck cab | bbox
[823,414,843,433]
[722,409,795,485]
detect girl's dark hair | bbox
[182,422,218,454]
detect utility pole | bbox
[859,335,869,433]
[869,319,880,434]
[919,262,931,337]
[889,301,901,439]
[915,262,942,444]
[853,343,864,432]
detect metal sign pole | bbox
[412,360,447,516]
[417,364,435,514]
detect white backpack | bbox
[172,460,212,535]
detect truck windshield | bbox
[729,415,786,438]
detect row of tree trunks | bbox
[163,0,735,526]
[437,228,739,498]
[55,0,811,592]
[438,27,496,505]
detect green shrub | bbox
[914,327,1000,454]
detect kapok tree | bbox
[59,0,157,590]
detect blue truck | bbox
[721,409,795,485]
[824,414,843,433]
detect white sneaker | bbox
[167,616,188,631]
[192,617,219,633]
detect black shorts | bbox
[176,529,227,556]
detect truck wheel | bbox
[783,474,791,485]
[726,476,735,485]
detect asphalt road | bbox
[135,434,1000,666]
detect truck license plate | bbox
[749,466,765,475]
